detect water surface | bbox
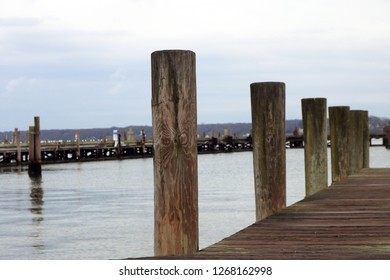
[0,147,389,259]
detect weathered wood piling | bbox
[301,98,328,196]
[76,130,81,159]
[250,82,286,221]
[329,106,350,182]
[141,129,146,155]
[348,110,367,175]
[362,110,370,169]
[14,128,22,165]
[151,50,198,256]
[28,116,42,176]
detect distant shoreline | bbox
[0,116,388,142]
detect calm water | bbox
[1,147,389,259]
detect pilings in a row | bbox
[329,107,370,182]
[150,49,372,257]
[301,102,370,190]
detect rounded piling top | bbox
[250,82,286,100]
[329,106,350,109]
[250,82,285,87]
[151,50,195,57]
[301,97,327,102]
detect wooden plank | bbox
[178,168,390,259]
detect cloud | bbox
[3,77,39,95]
[0,17,41,27]
[108,68,127,96]
[5,78,24,92]
[0,0,390,130]
[109,68,127,81]
[108,83,124,96]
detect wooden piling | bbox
[329,106,350,182]
[384,122,390,148]
[28,126,35,160]
[76,130,81,159]
[301,98,328,196]
[362,111,370,168]
[151,50,198,256]
[117,133,122,157]
[141,129,146,155]
[34,116,41,163]
[28,119,41,176]
[349,110,365,174]
[14,128,22,165]
[250,82,286,221]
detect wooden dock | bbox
[145,52,389,259]
[183,168,390,259]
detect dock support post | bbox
[14,128,22,165]
[362,111,370,168]
[28,126,35,161]
[250,82,286,221]
[117,133,122,158]
[151,50,198,256]
[302,98,328,196]
[34,116,41,163]
[141,129,146,155]
[349,110,365,174]
[384,122,390,148]
[76,130,81,159]
[329,106,350,182]
[28,116,41,176]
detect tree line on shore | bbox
[0,116,388,143]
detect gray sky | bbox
[1,0,390,130]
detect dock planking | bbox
[173,168,390,259]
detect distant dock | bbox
[0,135,253,167]
[0,141,154,166]
[1,132,387,167]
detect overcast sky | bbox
[1,0,390,130]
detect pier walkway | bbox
[186,168,390,259]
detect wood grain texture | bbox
[34,116,41,162]
[151,50,198,256]
[349,110,365,175]
[28,123,41,176]
[28,126,35,162]
[250,82,286,221]
[76,129,81,159]
[14,128,21,164]
[362,111,370,169]
[329,106,350,182]
[302,98,328,196]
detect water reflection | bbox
[29,174,45,254]
[0,165,24,174]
